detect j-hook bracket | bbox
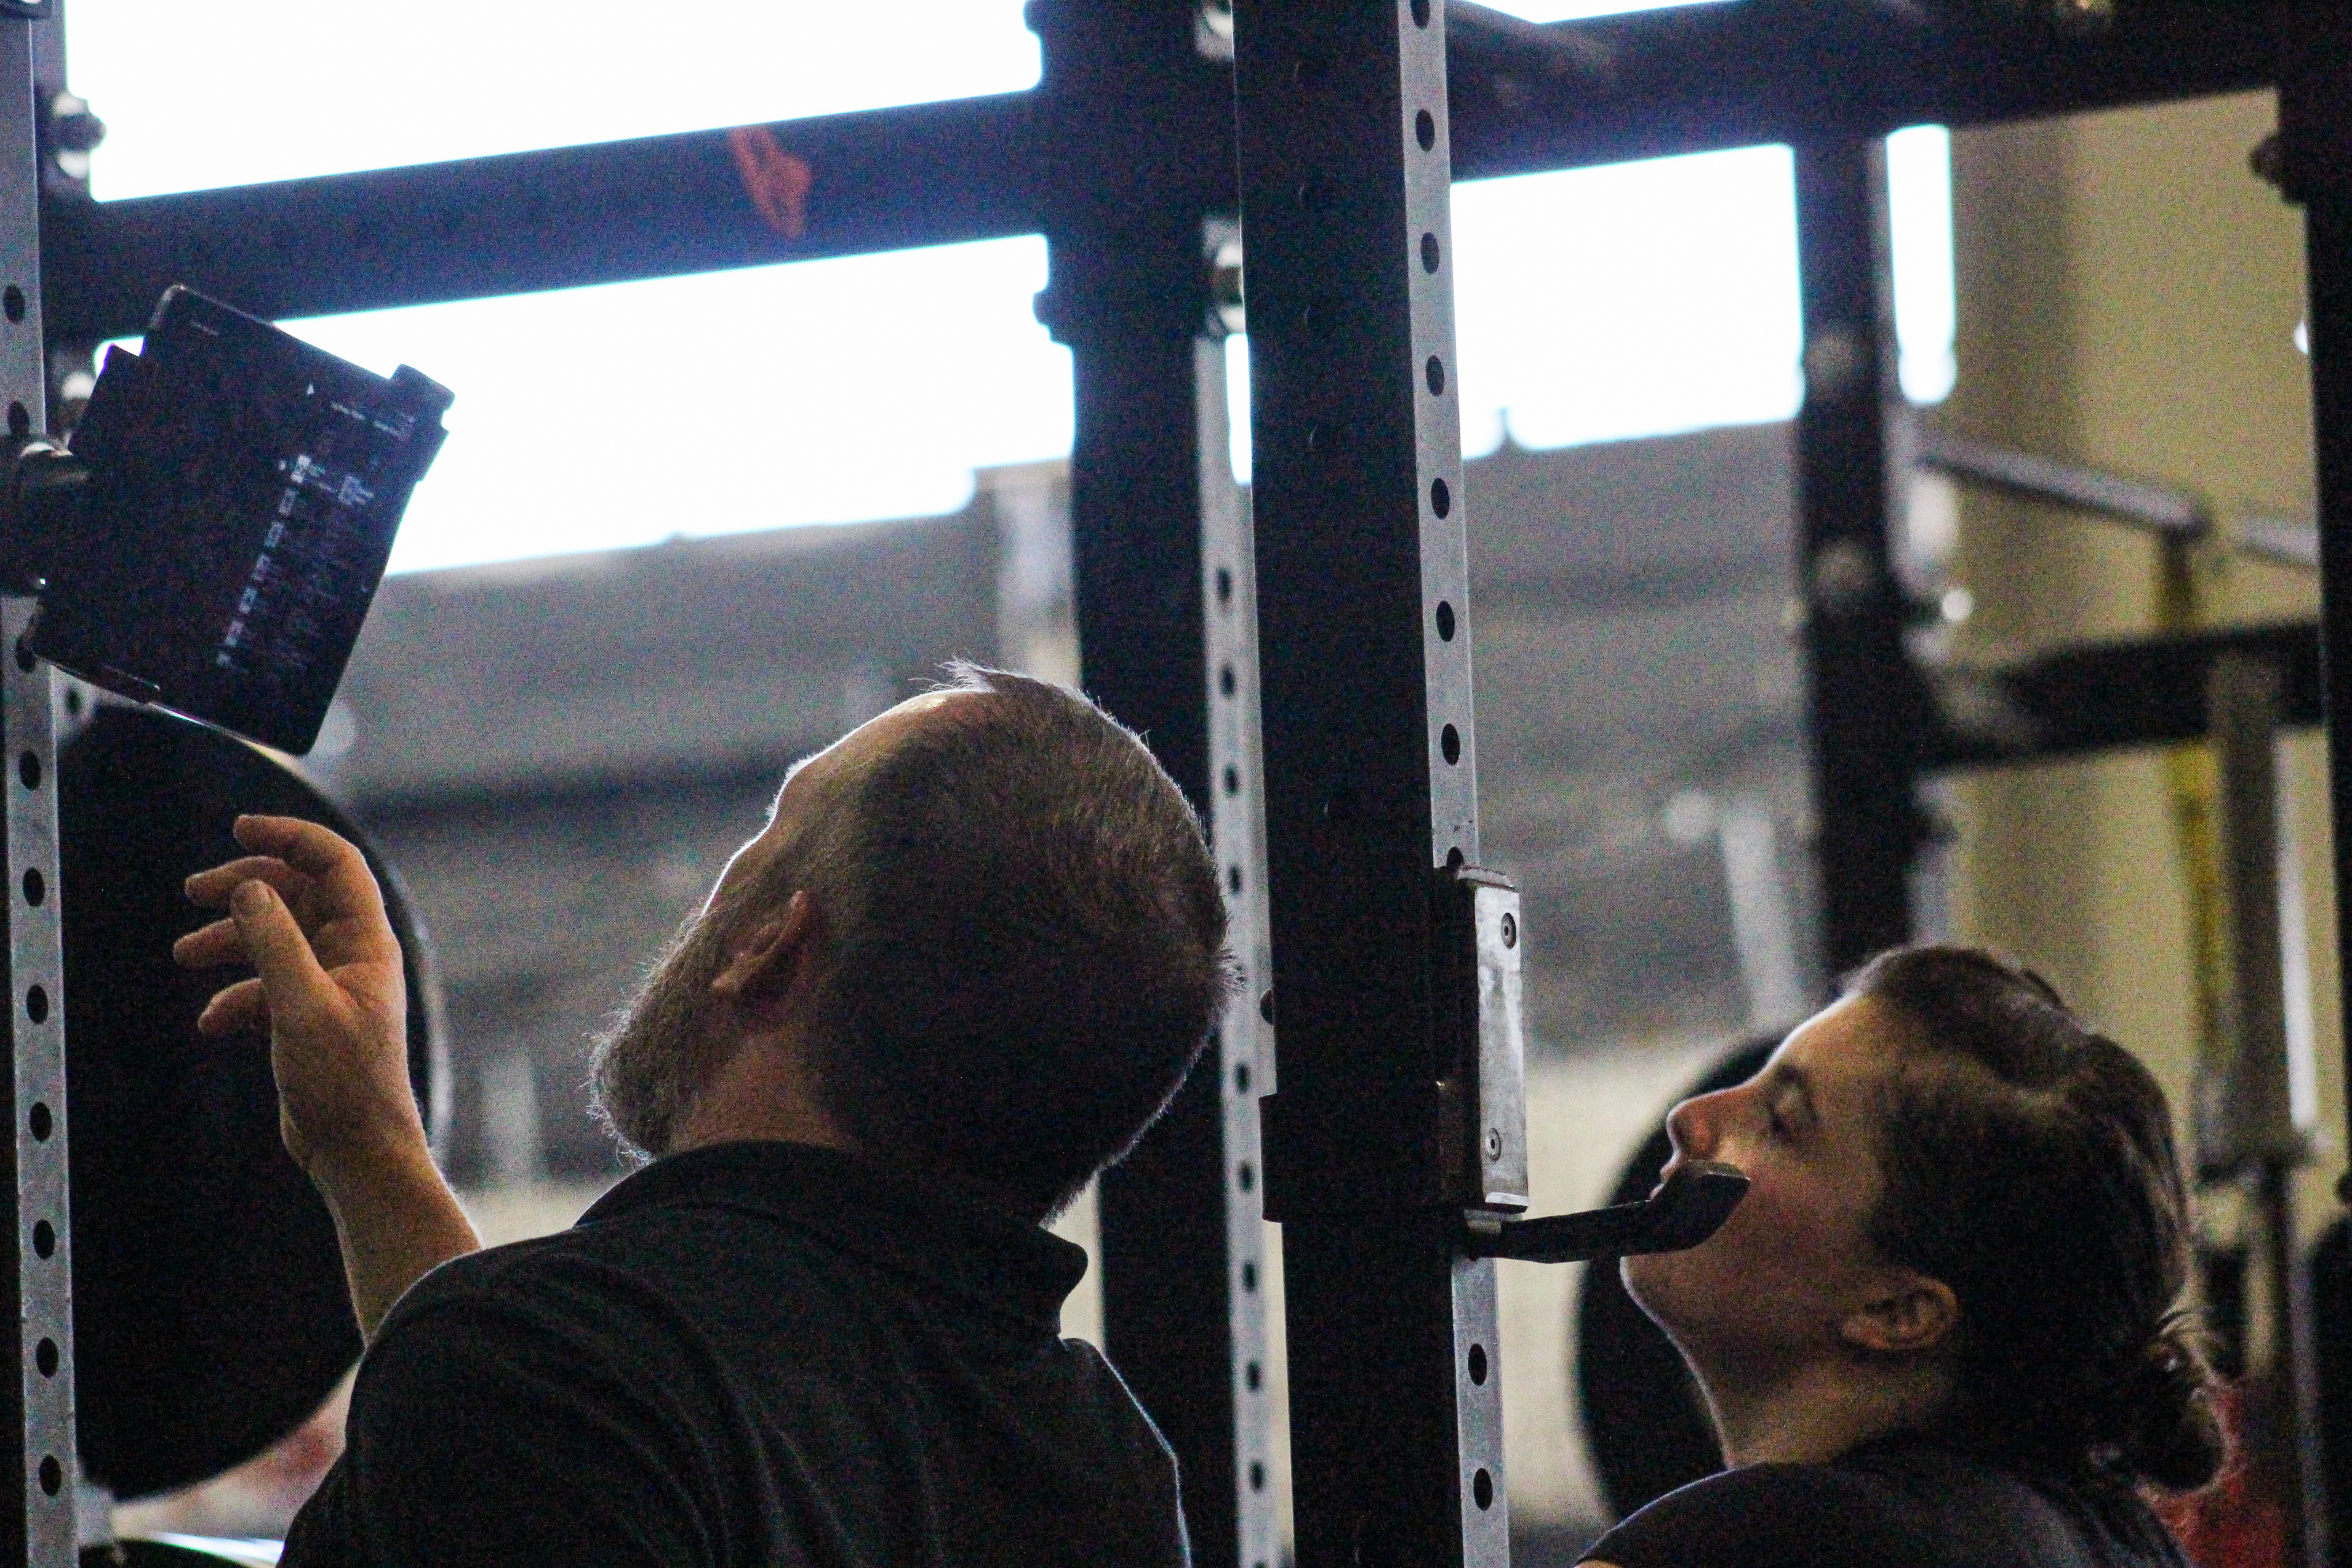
[1439,863,1749,1261]
[1460,1159,1750,1264]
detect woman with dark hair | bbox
[1584,945,2219,1568]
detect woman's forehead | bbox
[1766,997,1909,1107]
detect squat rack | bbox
[1,3,2347,1565]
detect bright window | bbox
[1452,144,1804,456]
[1231,132,1956,482]
[74,3,1955,569]
[67,1,1039,201]
[282,239,1072,576]
[1887,125,1958,404]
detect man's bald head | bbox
[594,665,1230,1220]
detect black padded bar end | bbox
[1464,1160,1748,1264]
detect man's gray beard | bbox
[589,909,739,1163]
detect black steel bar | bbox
[1236,0,1502,1562]
[1912,427,2212,540]
[0,10,70,1561]
[2276,1,2352,1213]
[1924,621,2325,770]
[1447,0,2273,184]
[1032,8,1270,1566]
[39,1,2280,342]
[1793,137,1922,975]
[43,91,1047,343]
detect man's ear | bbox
[1837,1268,1959,1358]
[709,890,821,1014]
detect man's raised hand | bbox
[175,813,478,1339]
[174,814,419,1182]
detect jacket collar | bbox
[577,1139,1088,1334]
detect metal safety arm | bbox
[1461,1160,1749,1265]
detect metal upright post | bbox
[2204,653,2328,1567]
[1235,1,1508,1563]
[1793,137,1924,975]
[1032,7,1273,1566]
[0,5,71,1561]
[2271,8,2352,1224]
[2264,21,2352,1561]
[1154,280,1280,1568]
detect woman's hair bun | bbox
[2100,1318,2225,1492]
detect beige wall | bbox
[1942,91,2338,1219]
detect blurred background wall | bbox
[1942,88,2338,1238]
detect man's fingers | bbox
[228,881,338,1029]
[195,976,267,1039]
[229,817,398,964]
[184,857,305,911]
[233,815,374,887]
[173,917,250,970]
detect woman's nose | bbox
[1665,1089,1726,1160]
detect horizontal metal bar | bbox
[2242,514,2321,570]
[45,91,1047,343]
[1927,621,2322,770]
[1914,427,2212,538]
[47,1,2276,337]
[1447,0,2274,182]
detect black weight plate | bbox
[1574,1036,1776,1520]
[62,704,444,1501]
[2312,1217,2352,1559]
[84,1544,259,1567]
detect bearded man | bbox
[174,665,1231,1567]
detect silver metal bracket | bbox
[1434,864,1527,1212]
